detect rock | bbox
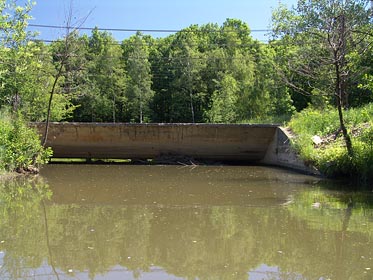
[311,135,323,146]
[312,202,321,208]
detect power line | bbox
[29,24,181,33]
[30,38,269,45]
[28,24,271,34]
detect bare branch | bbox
[42,0,92,147]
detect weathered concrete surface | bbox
[32,123,318,174]
[32,123,277,162]
[262,127,320,175]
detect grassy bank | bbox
[0,111,51,175]
[288,104,373,183]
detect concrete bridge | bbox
[31,122,317,174]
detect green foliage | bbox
[148,19,294,123]
[271,0,373,111]
[0,7,309,125]
[290,108,338,136]
[240,114,293,126]
[0,111,52,172]
[290,103,373,136]
[0,1,75,123]
[52,19,291,124]
[71,29,127,122]
[206,74,238,123]
[122,32,154,123]
[1,0,373,135]
[289,104,373,182]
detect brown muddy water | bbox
[0,164,372,280]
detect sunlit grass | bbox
[288,104,373,182]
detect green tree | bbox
[148,36,174,122]
[169,26,208,123]
[151,26,209,123]
[150,19,288,123]
[71,28,127,122]
[210,19,263,121]
[271,0,373,156]
[0,0,53,171]
[122,32,154,123]
[0,0,35,112]
[18,41,75,122]
[207,74,238,123]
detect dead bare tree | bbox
[272,0,373,158]
[42,2,92,147]
[329,13,354,157]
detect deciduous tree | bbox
[271,0,373,156]
[122,32,154,123]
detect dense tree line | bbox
[1,0,372,176]
[1,1,372,125]
[0,5,297,123]
[42,19,296,123]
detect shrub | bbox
[0,110,52,173]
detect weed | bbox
[288,104,373,183]
[0,110,52,173]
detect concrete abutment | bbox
[31,123,318,175]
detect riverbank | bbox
[0,171,19,181]
[1,106,372,184]
[288,104,373,183]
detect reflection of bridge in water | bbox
[32,122,316,173]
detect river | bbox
[0,164,372,279]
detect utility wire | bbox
[28,24,271,33]
[30,38,269,45]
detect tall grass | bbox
[240,113,293,125]
[288,104,373,183]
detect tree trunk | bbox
[112,94,116,123]
[42,63,63,147]
[139,92,143,124]
[334,14,353,158]
[334,53,353,158]
[42,1,90,146]
[337,95,353,157]
[190,92,195,123]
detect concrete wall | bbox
[32,123,318,174]
[32,123,277,162]
[262,127,320,175]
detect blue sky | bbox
[26,0,298,42]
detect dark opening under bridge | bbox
[32,122,317,174]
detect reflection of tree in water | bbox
[286,183,373,280]
[0,178,372,280]
[0,176,51,279]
